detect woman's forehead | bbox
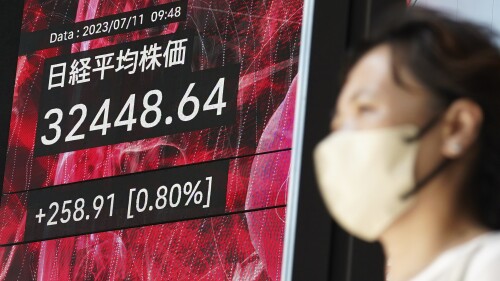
[340,44,429,106]
[340,46,395,102]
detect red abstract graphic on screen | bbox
[0,0,302,280]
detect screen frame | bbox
[282,0,351,279]
[283,0,401,280]
[0,0,24,200]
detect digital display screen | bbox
[0,0,303,279]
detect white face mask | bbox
[313,125,422,242]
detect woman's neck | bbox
[380,181,488,281]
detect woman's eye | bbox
[358,105,374,114]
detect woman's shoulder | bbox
[411,232,500,281]
[465,232,500,281]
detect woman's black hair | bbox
[344,6,500,229]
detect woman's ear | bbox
[441,98,483,159]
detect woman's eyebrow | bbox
[331,88,376,120]
[349,89,374,102]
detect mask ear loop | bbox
[400,114,452,200]
[403,114,442,143]
[401,159,451,200]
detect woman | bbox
[313,6,500,281]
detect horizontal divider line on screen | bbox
[2,148,292,196]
